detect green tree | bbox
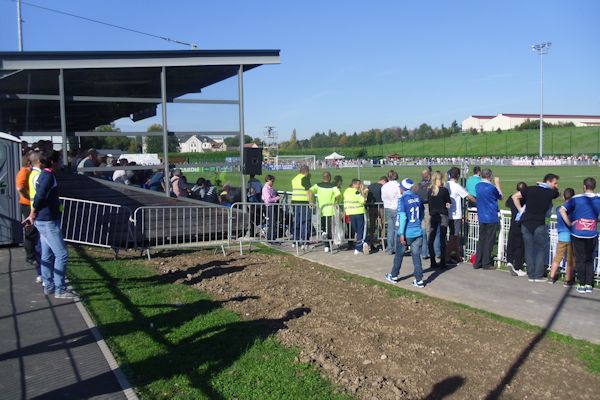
[145,124,180,153]
[224,134,253,148]
[288,129,299,149]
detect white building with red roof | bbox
[461,115,495,131]
[462,113,600,132]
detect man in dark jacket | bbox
[505,182,528,276]
[24,150,77,299]
[366,176,387,250]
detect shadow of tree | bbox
[69,247,313,399]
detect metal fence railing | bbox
[59,197,133,254]
[464,209,600,280]
[132,205,232,258]
[230,201,388,255]
[55,193,600,281]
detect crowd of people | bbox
[15,139,600,298]
[254,163,599,293]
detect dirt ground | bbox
[147,249,600,400]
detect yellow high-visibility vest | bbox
[343,187,365,215]
[28,168,41,201]
[311,183,340,217]
[291,173,309,202]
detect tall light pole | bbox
[16,0,23,51]
[531,42,551,157]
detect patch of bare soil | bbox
[148,249,600,399]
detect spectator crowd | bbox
[15,140,600,299]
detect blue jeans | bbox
[35,219,69,293]
[385,209,397,254]
[421,226,441,258]
[349,214,366,251]
[390,236,423,281]
[293,204,311,244]
[521,224,547,279]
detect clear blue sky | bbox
[1,0,598,140]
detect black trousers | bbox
[572,236,597,286]
[266,205,280,240]
[429,214,447,266]
[320,216,332,243]
[20,204,38,262]
[475,223,497,268]
[366,207,383,246]
[506,221,525,269]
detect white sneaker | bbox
[354,250,361,255]
[516,269,527,277]
[362,243,370,254]
[35,276,43,284]
[324,247,330,253]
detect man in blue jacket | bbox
[385,178,426,288]
[559,177,600,294]
[24,150,77,299]
[474,169,503,270]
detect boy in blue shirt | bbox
[385,179,426,288]
[548,188,575,285]
[560,177,600,294]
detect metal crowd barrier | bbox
[464,209,600,280]
[59,197,133,255]
[230,201,387,255]
[132,205,232,259]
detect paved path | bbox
[277,243,600,344]
[0,247,133,400]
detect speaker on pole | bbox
[243,147,263,175]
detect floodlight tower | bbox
[16,0,23,51]
[263,126,278,164]
[531,41,551,157]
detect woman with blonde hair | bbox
[427,171,451,269]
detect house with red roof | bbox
[462,113,600,132]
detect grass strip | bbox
[68,247,351,400]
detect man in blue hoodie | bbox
[24,150,77,299]
[385,178,426,288]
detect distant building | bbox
[177,134,227,153]
[462,113,600,132]
[461,115,495,132]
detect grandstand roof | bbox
[470,115,495,119]
[0,50,280,133]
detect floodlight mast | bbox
[531,42,551,157]
[16,0,23,51]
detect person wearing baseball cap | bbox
[385,178,426,288]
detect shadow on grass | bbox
[71,247,312,399]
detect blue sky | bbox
[0,0,598,140]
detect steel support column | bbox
[161,66,171,196]
[58,69,68,167]
[238,65,246,199]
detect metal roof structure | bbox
[0,49,281,195]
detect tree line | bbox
[278,121,461,150]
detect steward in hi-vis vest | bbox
[291,165,313,246]
[343,179,369,255]
[311,171,340,252]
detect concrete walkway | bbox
[0,247,134,400]
[277,243,600,344]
